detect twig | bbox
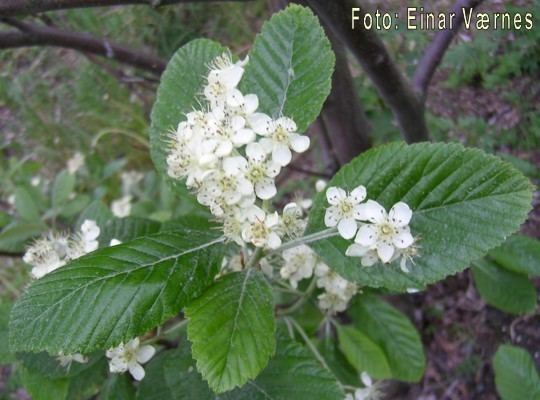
[413,0,485,98]
[0,0,253,16]
[286,164,332,178]
[304,0,429,143]
[0,19,166,74]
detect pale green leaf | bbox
[0,221,43,252]
[489,234,540,277]
[472,259,537,315]
[9,229,227,354]
[15,187,41,221]
[306,142,533,291]
[493,345,540,400]
[240,4,335,132]
[186,270,276,393]
[100,374,136,400]
[349,294,425,382]
[336,325,392,380]
[52,170,76,208]
[21,367,69,400]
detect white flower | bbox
[344,373,382,400]
[318,292,350,313]
[228,93,259,119]
[80,220,100,252]
[241,208,282,249]
[56,352,88,369]
[314,262,357,314]
[354,200,414,263]
[67,152,85,174]
[280,245,316,288]
[24,234,69,279]
[279,202,306,238]
[106,338,155,381]
[205,108,255,157]
[110,238,122,246]
[324,186,367,239]
[111,195,132,218]
[203,53,248,108]
[224,143,281,200]
[251,115,310,166]
[31,176,41,187]
[315,179,327,192]
[345,244,378,267]
[121,170,144,196]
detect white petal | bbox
[231,115,246,130]
[266,232,282,249]
[345,243,369,257]
[248,113,272,135]
[243,94,259,114]
[136,345,156,364]
[361,253,378,267]
[258,137,274,153]
[265,162,281,178]
[389,202,412,227]
[215,140,233,157]
[255,179,277,200]
[226,89,244,108]
[232,129,255,146]
[237,178,254,195]
[272,145,292,166]
[356,200,386,223]
[377,242,395,263]
[276,117,297,132]
[246,205,265,222]
[326,187,346,205]
[265,212,280,227]
[355,224,378,246]
[220,65,244,88]
[128,362,146,381]
[392,228,414,249]
[223,156,247,175]
[289,133,310,153]
[350,186,367,204]
[361,372,373,387]
[324,207,339,227]
[338,218,358,239]
[246,142,266,162]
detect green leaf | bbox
[489,235,540,277]
[15,187,41,221]
[0,221,44,252]
[0,301,14,363]
[60,195,91,219]
[240,4,335,132]
[306,142,533,291]
[186,270,276,393]
[18,352,105,379]
[336,325,392,380]
[20,367,70,400]
[52,170,76,208]
[9,229,227,354]
[100,374,136,400]
[136,346,213,400]
[317,336,360,387]
[150,39,227,184]
[224,329,344,399]
[98,217,162,247]
[493,345,540,400]
[472,259,537,315]
[349,294,425,382]
[76,200,113,229]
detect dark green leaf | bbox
[306,142,533,291]
[98,217,162,247]
[9,229,227,354]
[472,259,537,315]
[20,367,69,400]
[100,374,136,400]
[186,270,276,393]
[489,234,540,277]
[240,4,334,132]
[0,221,44,252]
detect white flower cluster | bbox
[344,372,382,400]
[106,337,155,381]
[110,170,143,218]
[23,220,100,279]
[166,53,310,249]
[324,186,417,271]
[314,262,357,314]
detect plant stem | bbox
[270,228,338,254]
[277,277,317,316]
[245,247,264,269]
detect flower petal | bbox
[232,129,255,146]
[266,232,282,249]
[338,218,358,239]
[272,144,292,166]
[248,113,272,135]
[361,252,378,267]
[345,243,370,257]
[350,185,367,204]
[255,179,277,200]
[128,362,146,381]
[324,207,339,227]
[356,200,386,223]
[326,187,346,205]
[243,94,259,114]
[377,241,395,263]
[223,156,247,175]
[226,89,244,108]
[355,224,378,246]
[393,228,414,249]
[389,202,412,227]
[136,345,156,364]
[265,162,281,178]
[246,142,266,162]
[289,134,310,153]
